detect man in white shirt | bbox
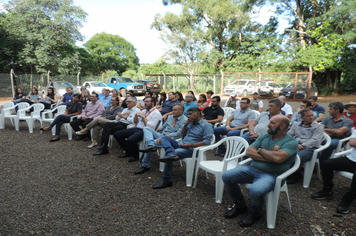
[113,97,162,162]
[93,97,140,155]
[278,95,293,119]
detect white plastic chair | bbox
[63,115,82,140]
[41,105,67,135]
[303,133,331,188]
[15,103,45,133]
[214,107,235,128]
[193,137,249,203]
[4,102,30,131]
[331,149,353,188]
[239,155,301,229]
[0,101,14,129]
[240,110,260,135]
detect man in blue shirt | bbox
[99,89,112,107]
[134,103,188,174]
[183,93,198,116]
[55,86,73,106]
[152,107,214,189]
[158,92,180,119]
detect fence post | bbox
[173,76,176,92]
[220,70,224,95]
[10,69,15,98]
[213,75,216,95]
[162,72,166,92]
[47,71,50,84]
[77,72,80,86]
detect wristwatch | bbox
[141,116,145,119]
[257,148,262,153]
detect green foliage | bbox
[84,32,140,75]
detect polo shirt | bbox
[183,101,198,116]
[99,96,112,107]
[253,111,283,134]
[161,99,181,115]
[312,104,325,119]
[202,106,224,121]
[321,115,353,139]
[67,101,83,114]
[180,119,213,145]
[62,93,73,105]
[230,108,256,127]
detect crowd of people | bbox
[7,86,356,227]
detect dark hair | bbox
[169,91,175,96]
[112,96,120,104]
[212,96,221,102]
[329,102,344,114]
[32,87,38,95]
[207,90,214,95]
[269,99,282,109]
[241,97,250,103]
[302,100,312,107]
[158,92,167,106]
[300,108,313,117]
[146,96,156,106]
[73,93,81,98]
[175,92,184,102]
[15,87,22,95]
[47,87,55,99]
[152,91,159,98]
[309,96,318,101]
[199,94,207,103]
[187,107,202,116]
[145,90,152,97]
[92,92,99,98]
[128,90,135,97]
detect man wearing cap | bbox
[278,95,293,119]
[343,102,356,128]
[224,92,240,109]
[250,91,263,113]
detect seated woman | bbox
[175,91,184,103]
[152,91,160,104]
[75,96,122,148]
[156,92,166,109]
[80,89,91,109]
[112,88,119,98]
[41,93,82,142]
[12,87,27,104]
[40,87,57,109]
[197,94,209,111]
[20,87,42,105]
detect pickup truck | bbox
[107,77,145,96]
[82,81,113,95]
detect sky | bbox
[1,0,289,64]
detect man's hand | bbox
[82,116,88,121]
[156,137,162,145]
[250,132,260,140]
[298,144,305,152]
[136,112,144,117]
[226,127,237,132]
[180,143,191,149]
[162,114,168,121]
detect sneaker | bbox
[336,201,350,214]
[311,190,333,200]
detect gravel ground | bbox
[0,119,356,236]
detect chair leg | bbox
[266,191,279,229]
[215,175,224,204]
[26,119,33,133]
[303,161,314,188]
[0,116,4,129]
[14,117,19,131]
[193,164,200,188]
[185,159,195,187]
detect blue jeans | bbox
[113,128,143,159]
[214,126,241,151]
[222,165,276,216]
[319,138,340,165]
[142,127,163,168]
[298,148,316,163]
[49,114,71,138]
[160,135,194,183]
[240,132,255,145]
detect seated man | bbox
[222,115,298,227]
[202,96,224,127]
[250,91,263,113]
[241,99,283,145]
[113,97,162,163]
[224,92,239,109]
[319,102,353,164]
[158,92,180,120]
[70,92,105,141]
[99,88,111,107]
[343,101,356,128]
[214,97,256,156]
[54,86,73,107]
[291,100,317,126]
[183,93,198,116]
[93,97,140,155]
[309,96,325,122]
[134,104,188,174]
[287,108,324,183]
[152,107,213,189]
[42,93,82,142]
[312,129,356,214]
[278,95,293,119]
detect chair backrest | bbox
[222,137,249,171]
[0,102,14,115]
[31,103,45,117]
[16,102,30,117]
[56,105,67,115]
[221,107,235,124]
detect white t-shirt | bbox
[347,130,356,162]
[282,103,293,116]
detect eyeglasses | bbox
[240,102,247,104]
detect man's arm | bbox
[315,113,324,122]
[248,121,258,134]
[349,137,356,148]
[246,146,291,163]
[225,115,234,127]
[324,127,349,137]
[204,115,223,124]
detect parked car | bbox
[135,80,161,93]
[107,77,145,96]
[258,80,282,97]
[224,79,258,96]
[46,81,80,96]
[81,81,113,95]
[279,82,318,99]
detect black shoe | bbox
[83,137,91,142]
[311,190,333,200]
[159,154,179,163]
[128,157,139,163]
[214,149,224,156]
[336,201,351,214]
[76,136,84,141]
[49,137,60,142]
[118,153,131,158]
[219,152,226,157]
[134,166,150,174]
[97,144,106,150]
[239,213,262,227]
[224,205,248,219]
[93,149,109,155]
[139,145,157,153]
[152,180,173,189]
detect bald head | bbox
[268,115,290,136]
[278,96,286,105]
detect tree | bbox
[2,0,87,74]
[84,32,140,75]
